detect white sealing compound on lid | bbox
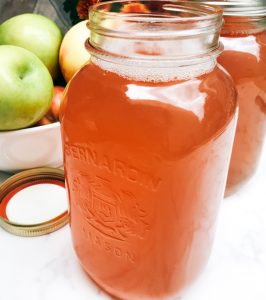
[6,183,67,225]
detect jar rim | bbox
[88,0,224,67]
[89,0,223,41]
[89,0,223,24]
[192,1,266,17]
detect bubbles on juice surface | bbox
[92,55,216,82]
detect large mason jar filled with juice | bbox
[195,0,266,195]
[60,1,237,299]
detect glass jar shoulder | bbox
[219,30,266,81]
[220,30,266,58]
[66,62,235,113]
[62,63,236,151]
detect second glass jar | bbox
[196,1,266,195]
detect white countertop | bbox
[0,146,266,300]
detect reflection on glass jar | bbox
[60,1,237,299]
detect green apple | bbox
[59,20,90,82]
[0,13,62,80]
[0,45,53,131]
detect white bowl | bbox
[0,122,63,173]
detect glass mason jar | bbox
[195,1,266,195]
[220,1,266,195]
[61,1,237,299]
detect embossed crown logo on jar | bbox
[72,172,150,241]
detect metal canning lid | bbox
[194,1,266,17]
[0,168,69,237]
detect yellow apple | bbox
[59,20,91,82]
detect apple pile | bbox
[0,14,90,131]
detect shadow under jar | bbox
[197,1,266,195]
[60,1,237,299]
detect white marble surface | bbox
[0,146,266,300]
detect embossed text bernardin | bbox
[65,143,161,191]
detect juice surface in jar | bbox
[60,1,237,299]
[199,1,266,195]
